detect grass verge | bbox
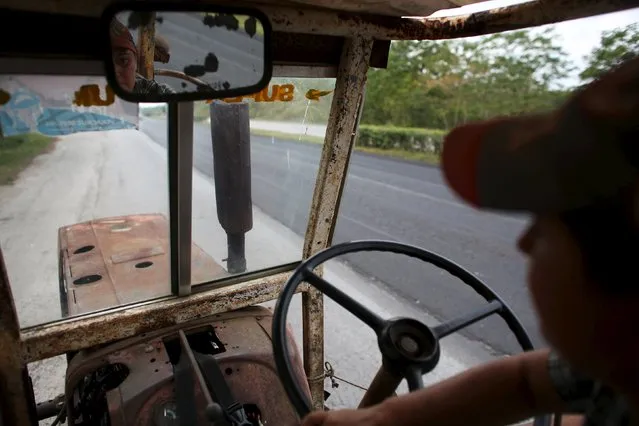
[0,133,56,185]
[249,128,441,165]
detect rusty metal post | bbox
[0,249,35,425]
[22,271,294,363]
[137,12,156,80]
[301,35,373,411]
[210,102,253,274]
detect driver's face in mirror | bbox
[110,19,138,92]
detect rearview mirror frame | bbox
[100,1,273,103]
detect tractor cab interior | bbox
[0,0,637,425]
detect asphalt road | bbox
[140,117,542,355]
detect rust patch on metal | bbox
[300,35,373,409]
[22,272,298,363]
[214,314,310,424]
[63,306,308,425]
[136,12,156,80]
[2,0,638,42]
[59,214,227,316]
[418,0,639,39]
[111,246,164,264]
[304,35,372,258]
[0,248,33,425]
[302,288,325,410]
[358,0,639,40]
[106,340,174,426]
[237,1,639,41]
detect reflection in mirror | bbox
[109,10,266,97]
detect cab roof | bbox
[1,0,637,74]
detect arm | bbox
[376,349,566,426]
[303,349,580,426]
[520,415,585,426]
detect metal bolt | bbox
[144,345,154,353]
[399,335,419,355]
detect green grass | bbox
[355,146,440,165]
[249,128,441,165]
[0,133,56,185]
[250,128,324,144]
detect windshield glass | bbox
[196,77,335,282]
[0,74,335,328]
[139,77,335,285]
[0,74,161,328]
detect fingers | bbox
[301,411,329,426]
[300,407,386,426]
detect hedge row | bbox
[192,108,447,155]
[356,125,446,155]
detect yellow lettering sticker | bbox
[205,84,295,104]
[305,89,333,101]
[73,85,115,107]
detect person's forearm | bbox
[521,414,585,426]
[377,349,564,426]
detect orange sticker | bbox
[305,89,333,101]
[73,85,115,107]
[206,84,295,104]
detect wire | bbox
[324,361,368,392]
[331,374,369,392]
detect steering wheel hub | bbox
[271,240,550,426]
[379,318,440,369]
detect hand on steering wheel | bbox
[271,240,555,426]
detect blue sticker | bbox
[7,89,41,109]
[0,88,136,137]
[0,110,30,135]
[36,108,136,136]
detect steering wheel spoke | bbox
[272,240,544,424]
[303,268,386,333]
[432,300,503,339]
[405,366,425,391]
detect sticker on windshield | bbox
[0,77,138,137]
[73,84,116,107]
[305,89,333,101]
[206,84,295,104]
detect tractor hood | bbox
[58,213,227,316]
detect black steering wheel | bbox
[272,240,555,426]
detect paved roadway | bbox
[140,117,542,356]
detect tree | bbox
[362,40,458,128]
[362,27,574,130]
[229,27,574,132]
[580,23,639,82]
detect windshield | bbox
[0,74,334,328]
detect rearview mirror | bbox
[101,2,272,103]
